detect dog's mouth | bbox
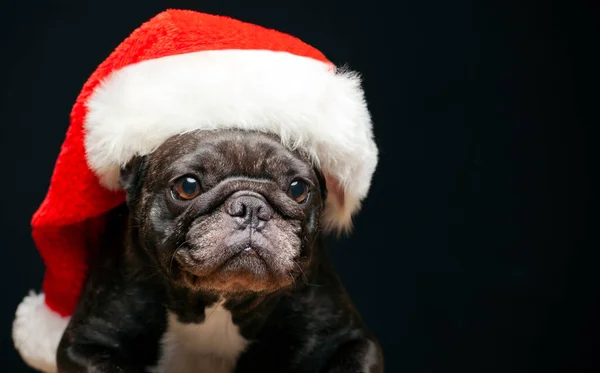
[175,235,270,272]
[172,234,293,293]
[216,242,269,274]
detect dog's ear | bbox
[119,155,148,200]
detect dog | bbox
[56,130,383,373]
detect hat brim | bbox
[83,49,377,233]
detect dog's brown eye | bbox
[288,179,309,204]
[171,176,201,200]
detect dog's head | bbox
[119,130,326,294]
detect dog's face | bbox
[120,130,326,294]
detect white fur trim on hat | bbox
[84,49,378,232]
[13,292,70,373]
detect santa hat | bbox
[12,9,377,373]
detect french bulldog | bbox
[56,130,383,373]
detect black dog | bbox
[56,130,383,373]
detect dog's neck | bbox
[161,283,283,336]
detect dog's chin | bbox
[173,243,298,294]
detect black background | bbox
[0,1,596,372]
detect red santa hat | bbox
[12,9,377,372]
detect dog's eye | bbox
[288,179,310,204]
[171,176,201,200]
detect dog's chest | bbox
[151,304,249,373]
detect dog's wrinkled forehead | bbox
[147,130,314,185]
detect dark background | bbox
[0,1,596,372]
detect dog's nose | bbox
[227,194,274,230]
